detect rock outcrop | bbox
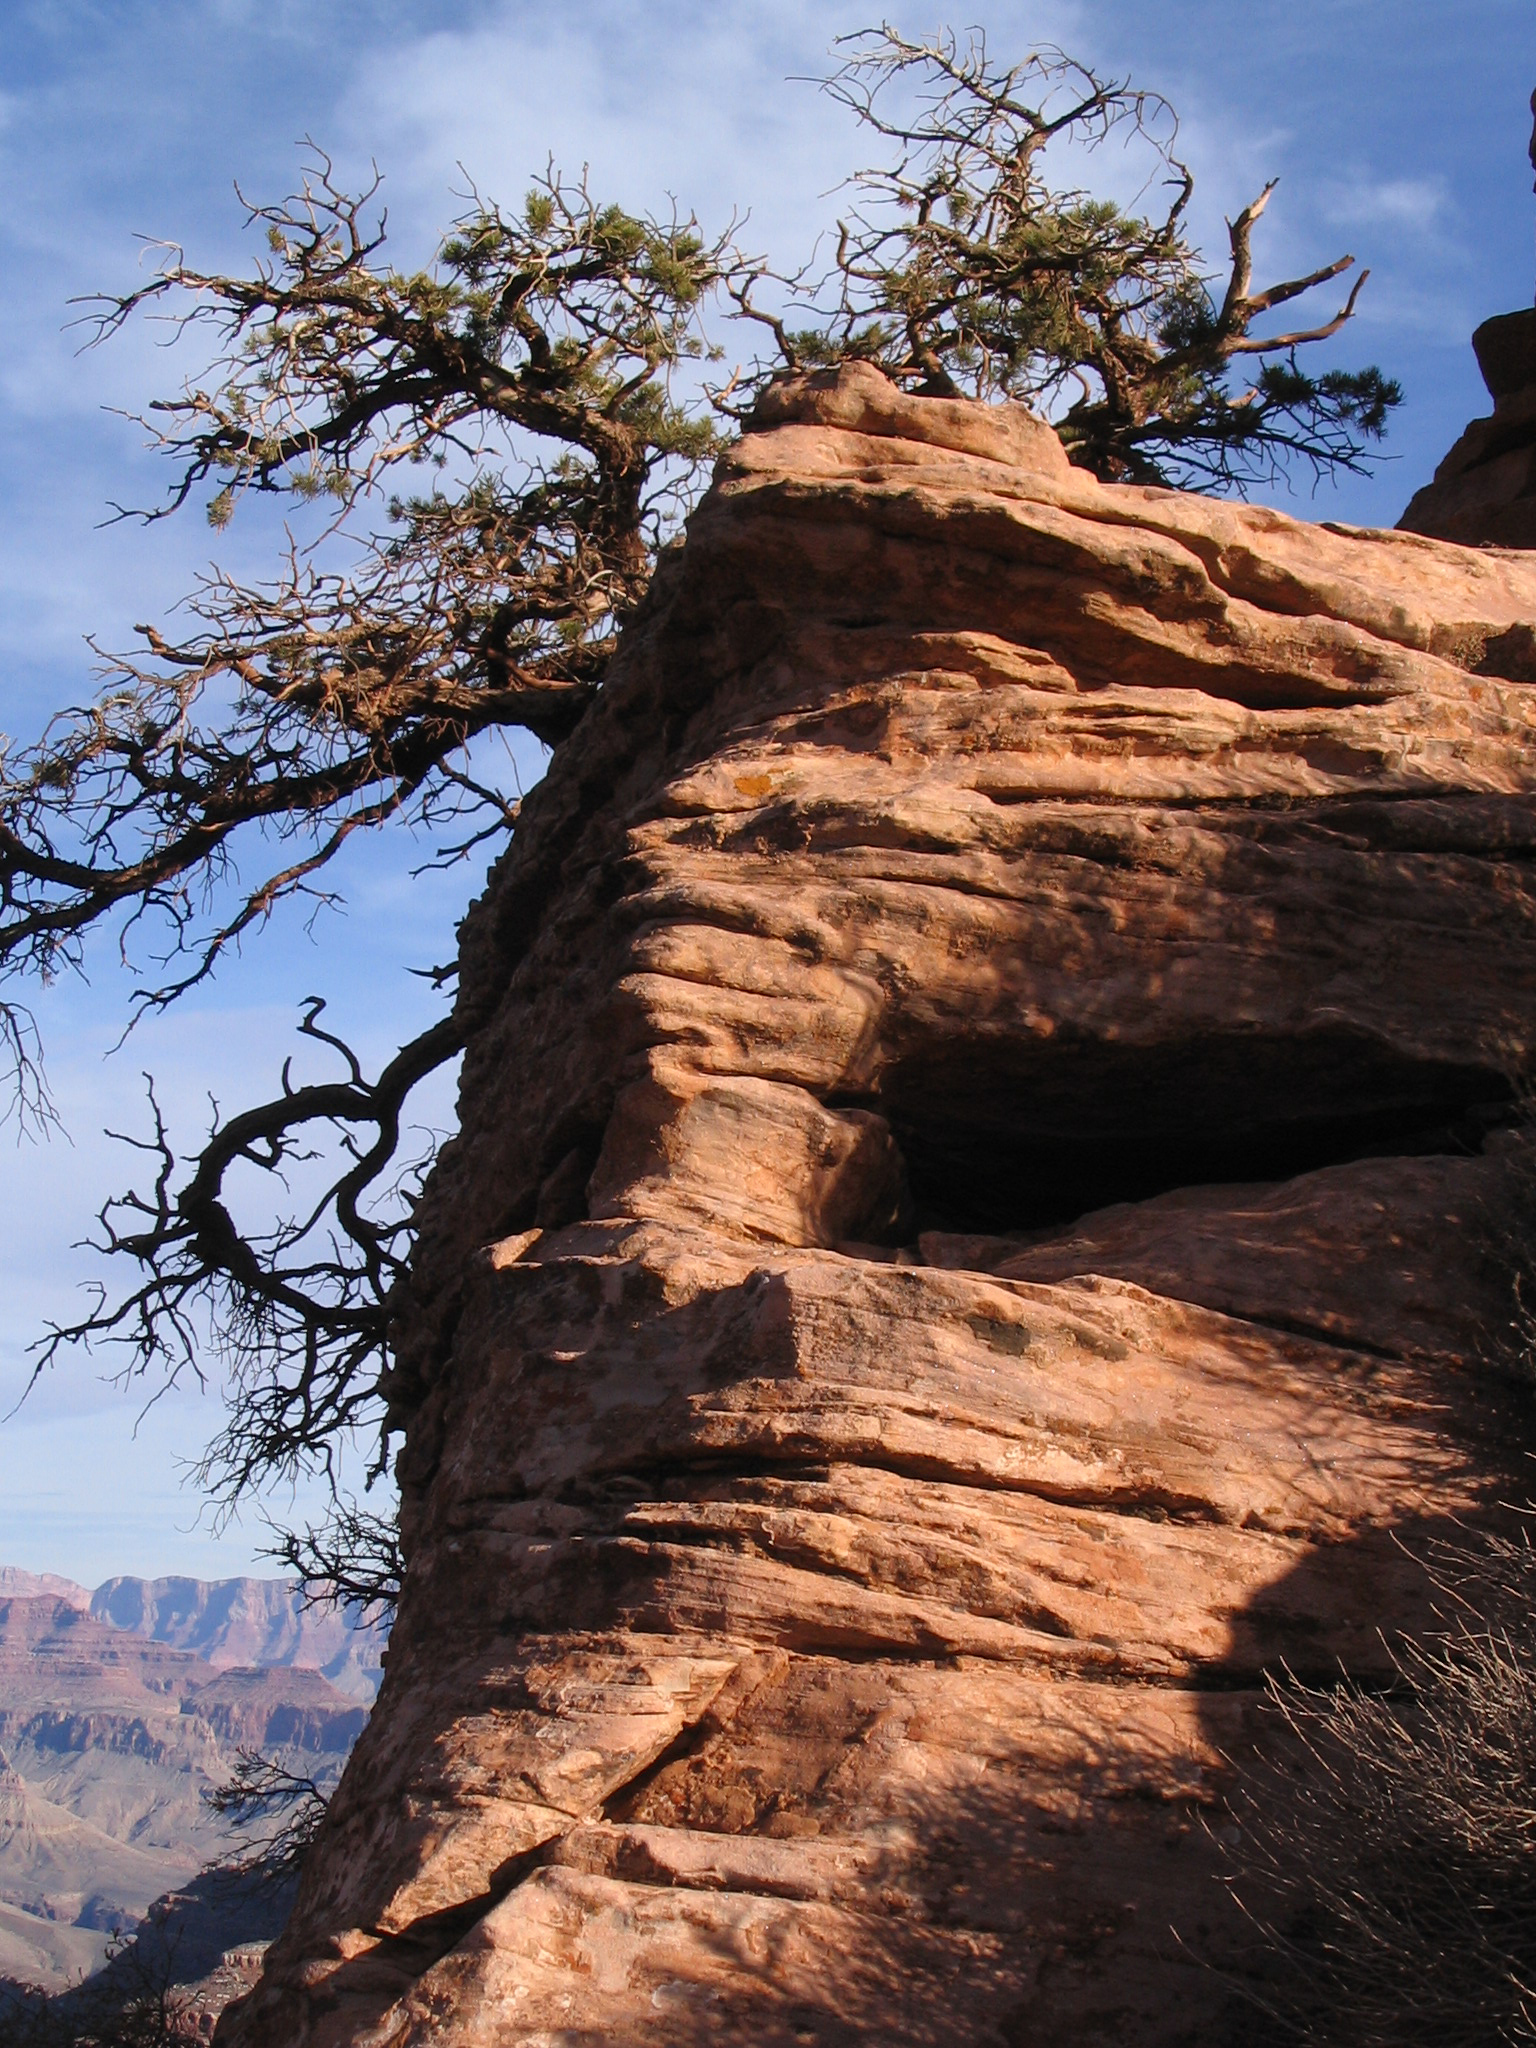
[1400,307,1536,547]
[224,363,1536,2046]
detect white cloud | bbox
[1322,173,1452,233]
[337,2,856,270]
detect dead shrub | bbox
[1226,1527,1536,2046]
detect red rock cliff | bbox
[222,363,1536,2046]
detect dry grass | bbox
[1227,1527,1536,2045]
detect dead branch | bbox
[1227,267,1372,354]
[28,1000,462,1506]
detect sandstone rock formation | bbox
[223,362,1536,2045]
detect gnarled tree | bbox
[8,158,745,1573]
[780,28,1400,486]
[0,29,1401,1606]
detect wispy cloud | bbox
[1321,173,1453,234]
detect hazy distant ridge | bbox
[0,1569,89,1608]
[89,1576,385,1703]
[0,1569,385,1703]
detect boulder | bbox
[222,362,1536,2046]
[1399,307,1536,546]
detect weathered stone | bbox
[221,362,1536,2046]
[1399,308,1536,549]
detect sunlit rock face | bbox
[221,363,1536,2047]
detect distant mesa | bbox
[88,1573,386,1705]
[0,1569,386,1703]
[0,1569,89,1609]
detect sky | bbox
[0,0,1531,1584]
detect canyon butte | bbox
[221,355,1536,2045]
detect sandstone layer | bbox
[225,363,1536,2046]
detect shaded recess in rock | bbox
[839,1032,1512,1235]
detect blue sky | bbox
[0,0,1531,1583]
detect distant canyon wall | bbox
[0,1596,364,1993]
[0,1568,384,1703]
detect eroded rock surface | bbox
[1399,308,1536,550]
[222,363,1536,2046]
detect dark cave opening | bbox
[834,1030,1515,1238]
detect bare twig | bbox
[205,1747,329,1878]
[28,1001,462,1505]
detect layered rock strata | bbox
[0,1597,363,1992]
[225,363,1536,2046]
